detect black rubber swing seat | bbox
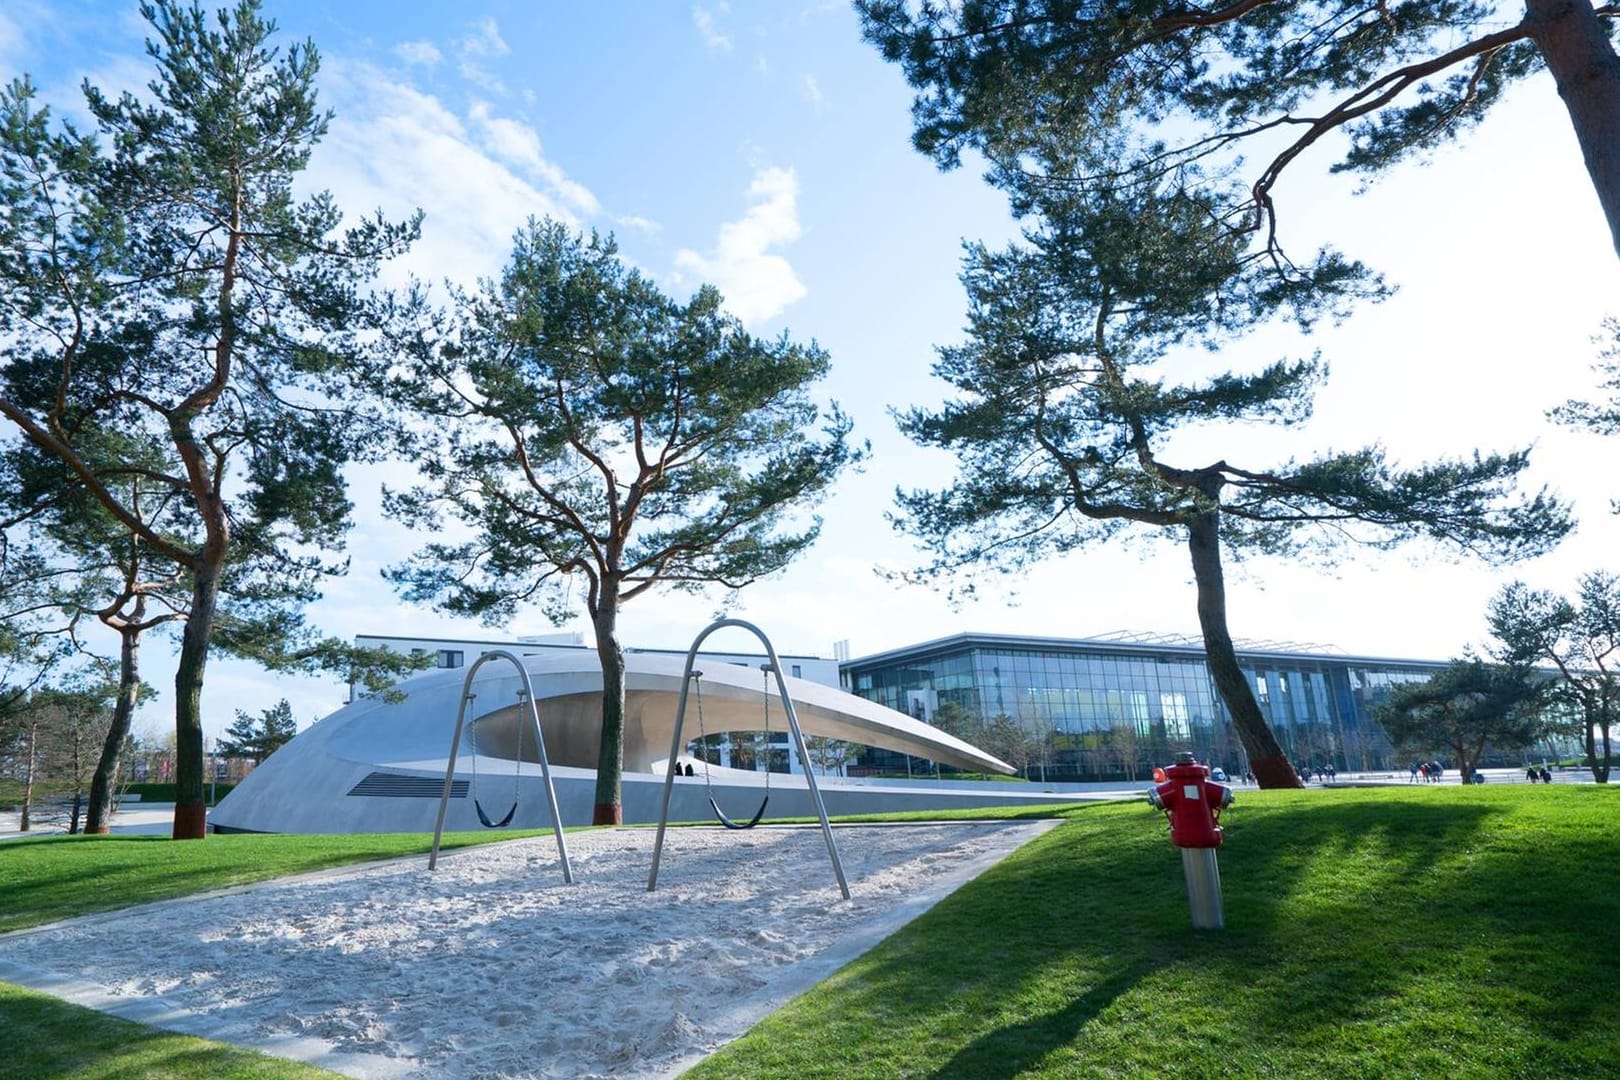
[476,800,517,829]
[710,794,768,830]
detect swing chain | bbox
[691,671,716,796]
[760,663,773,793]
[691,667,770,829]
[467,689,521,829]
[512,688,528,806]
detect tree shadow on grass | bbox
[690,791,1620,1079]
[0,980,339,1079]
[924,961,1155,1078]
[1182,791,1620,1074]
[914,792,1613,1078]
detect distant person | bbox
[1539,766,1553,784]
[1243,769,1255,785]
[1526,766,1539,783]
[1409,762,1420,783]
[683,762,695,777]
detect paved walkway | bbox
[0,802,182,842]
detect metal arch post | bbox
[648,618,849,899]
[429,650,574,883]
[646,639,705,891]
[427,683,475,872]
[764,637,850,899]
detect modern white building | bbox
[349,632,843,702]
[211,642,1090,835]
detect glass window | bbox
[1161,692,1191,739]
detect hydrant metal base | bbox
[1181,847,1224,930]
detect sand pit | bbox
[0,821,1053,1078]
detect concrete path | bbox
[0,802,182,842]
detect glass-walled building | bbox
[841,632,1447,779]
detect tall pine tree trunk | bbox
[86,610,144,834]
[590,593,626,825]
[172,565,220,839]
[1528,0,1620,256]
[19,718,36,832]
[1187,507,1303,789]
[1587,716,1612,783]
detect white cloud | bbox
[467,101,602,216]
[394,40,442,67]
[801,74,823,106]
[693,3,732,51]
[458,17,510,95]
[674,166,807,325]
[0,11,23,72]
[798,1,844,23]
[615,214,662,234]
[468,100,543,167]
[1,3,151,126]
[461,16,510,59]
[307,60,579,291]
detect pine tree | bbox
[217,699,297,766]
[0,2,419,837]
[384,220,865,825]
[859,0,1620,256]
[892,183,1569,787]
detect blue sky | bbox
[6,2,1619,739]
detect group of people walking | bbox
[1407,761,1556,783]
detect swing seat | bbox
[710,794,768,831]
[476,800,517,829]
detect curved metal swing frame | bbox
[428,650,573,883]
[648,618,849,899]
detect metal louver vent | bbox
[346,772,468,799]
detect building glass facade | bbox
[842,633,1445,779]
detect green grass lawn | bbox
[2,788,1616,1079]
[0,980,342,1080]
[691,786,1620,1079]
[0,829,560,934]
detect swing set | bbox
[648,618,849,899]
[688,664,773,830]
[427,650,573,882]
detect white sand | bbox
[0,821,1052,1079]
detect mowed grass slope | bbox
[691,786,1620,1079]
[0,980,343,1080]
[1,789,1615,1079]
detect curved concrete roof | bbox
[211,649,1016,834]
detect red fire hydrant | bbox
[1147,753,1233,928]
